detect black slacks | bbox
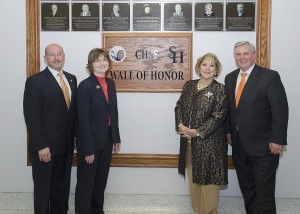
[233,132,279,214]
[31,150,73,214]
[75,128,113,214]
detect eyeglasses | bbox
[46,52,65,57]
[94,58,108,63]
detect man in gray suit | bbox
[225,41,288,214]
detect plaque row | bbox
[41,2,255,32]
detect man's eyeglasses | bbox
[46,52,65,57]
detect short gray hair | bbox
[234,41,256,54]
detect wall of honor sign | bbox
[102,33,192,92]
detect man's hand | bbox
[85,155,95,164]
[269,142,284,155]
[38,147,51,163]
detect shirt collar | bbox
[239,63,255,76]
[48,67,62,77]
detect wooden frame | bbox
[26,0,271,169]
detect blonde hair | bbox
[195,53,222,77]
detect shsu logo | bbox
[135,46,185,63]
[168,46,184,63]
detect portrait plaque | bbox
[164,3,192,31]
[41,3,69,31]
[102,3,130,31]
[133,3,161,31]
[226,2,256,31]
[194,2,224,31]
[102,33,192,92]
[71,3,100,31]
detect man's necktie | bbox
[235,72,247,107]
[57,72,70,109]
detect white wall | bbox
[0,0,299,198]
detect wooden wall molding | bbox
[26,0,271,169]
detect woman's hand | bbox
[179,124,198,140]
[113,143,121,153]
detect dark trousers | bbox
[31,150,73,214]
[233,133,279,214]
[75,129,113,214]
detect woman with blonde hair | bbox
[175,53,228,214]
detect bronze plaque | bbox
[132,3,161,31]
[102,3,130,31]
[226,2,256,31]
[41,3,69,31]
[103,33,192,92]
[71,3,100,31]
[164,3,192,31]
[194,2,224,31]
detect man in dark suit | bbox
[173,4,183,17]
[80,4,91,17]
[23,43,77,214]
[225,41,289,214]
[50,4,61,17]
[235,3,246,17]
[111,4,122,17]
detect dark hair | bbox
[86,48,112,75]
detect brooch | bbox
[96,85,101,90]
[204,91,213,98]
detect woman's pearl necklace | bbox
[197,81,211,91]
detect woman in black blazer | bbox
[75,48,121,214]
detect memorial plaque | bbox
[194,2,224,31]
[102,33,192,92]
[41,3,69,31]
[226,2,255,31]
[102,3,130,31]
[133,3,161,31]
[164,3,192,31]
[71,3,100,31]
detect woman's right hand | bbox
[85,154,95,164]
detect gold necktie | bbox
[235,72,247,107]
[57,72,70,109]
